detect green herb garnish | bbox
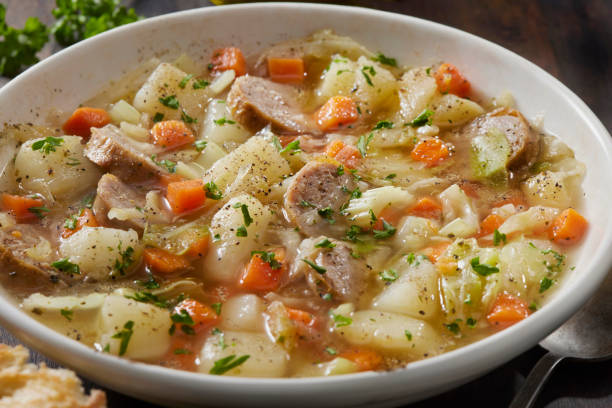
[302,259,326,274]
[470,257,499,276]
[51,258,80,275]
[407,109,434,127]
[379,269,398,282]
[111,320,135,356]
[357,133,374,157]
[315,239,336,249]
[373,219,396,239]
[204,181,223,200]
[32,136,63,154]
[158,95,179,109]
[214,117,236,126]
[209,354,250,375]
[236,225,248,237]
[373,120,393,130]
[493,229,507,246]
[179,74,193,89]
[194,139,207,152]
[371,52,398,67]
[251,251,281,269]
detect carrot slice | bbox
[184,235,210,258]
[150,120,195,150]
[372,205,405,231]
[143,247,191,275]
[158,173,186,188]
[339,349,383,372]
[434,63,471,98]
[61,208,99,238]
[486,292,530,329]
[408,197,442,220]
[210,47,247,76]
[410,138,450,168]
[423,242,451,263]
[326,140,362,169]
[268,57,305,83]
[478,214,505,238]
[549,208,588,246]
[62,107,110,139]
[239,248,286,292]
[285,307,316,328]
[1,193,45,223]
[316,96,359,131]
[165,336,197,371]
[174,299,219,333]
[278,135,298,148]
[166,179,206,214]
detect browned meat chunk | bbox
[285,161,356,237]
[462,107,539,169]
[92,174,146,230]
[84,124,163,181]
[227,76,319,135]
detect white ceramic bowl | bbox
[0,3,611,407]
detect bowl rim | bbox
[0,1,611,404]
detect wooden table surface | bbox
[1,1,611,407]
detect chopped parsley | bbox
[151,154,177,173]
[158,95,179,109]
[406,253,416,264]
[342,186,362,200]
[470,257,499,276]
[357,132,374,157]
[28,206,50,219]
[345,225,363,242]
[369,209,377,223]
[302,259,326,274]
[325,347,337,355]
[81,192,95,209]
[114,244,135,275]
[178,74,193,88]
[214,117,236,126]
[209,354,250,375]
[152,112,164,123]
[315,238,336,249]
[204,181,223,200]
[528,302,539,311]
[194,139,207,152]
[180,110,196,124]
[404,330,412,341]
[466,317,477,328]
[407,109,434,127]
[233,202,253,226]
[493,229,507,246]
[300,200,315,208]
[373,120,394,130]
[251,251,281,269]
[212,302,222,315]
[136,276,160,289]
[379,269,398,282]
[336,164,345,176]
[125,291,169,309]
[317,207,335,223]
[51,258,80,275]
[444,320,461,335]
[361,65,376,86]
[373,219,396,239]
[192,79,210,89]
[174,348,192,355]
[279,139,301,155]
[65,157,80,166]
[330,313,352,327]
[236,225,248,237]
[60,308,73,321]
[384,173,396,180]
[112,320,135,356]
[539,277,554,293]
[31,136,63,154]
[64,214,77,230]
[541,248,565,273]
[371,52,398,67]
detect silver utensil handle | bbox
[509,352,565,408]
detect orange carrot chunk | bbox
[62,107,110,139]
[150,120,195,150]
[1,193,45,223]
[549,208,588,246]
[210,47,247,77]
[166,179,206,214]
[434,63,471,98]
[268,57,305,83]
[184,235,210,258]
[158,173,187,188]
[174,299,220,333]
[326,140,362,169]
[408,196,443,220]
[316,96,359,131]
[285,307,316,328]
[410,138,450,168]
[61,208,99,238]
[486,292,530,330]
[339,349,383,372]
[372,205,405,231]
[143,247,191,275]
[478,213,505,238]
[239,248,286,292]
[423,242,451,263]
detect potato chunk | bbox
[15,135,101,200]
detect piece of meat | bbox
[284,161,356,237]
[227,76,319,135]
[461,107,539,169]
[285,237,368,303]
[84,124,163,182]
[92,174,146,230]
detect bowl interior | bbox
[0,3,610,407]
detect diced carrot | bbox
[549,208,588,246]
[326,140,362,169]
[477,214,505,238]
[267,57,305,83]
[210,47,247,76]
[184,235,210,258]
[423,242,451,263]
[166,179,206,214]
[410,138,450,168]
[62,107,110,139]
[486,292,530,329]
[174,298,220,333]
[239,248,286,292]
[61,208,99,238]
[285,307,316,328]
[278,135,298,148]
[434,63,471,98]
[165,336,197,371]
[316,96,359,131]
[1,193,44,223]
[143,247,191,275]
[150,120,195,150]
[339,349,383,372]
[408,197,442,220]
[372,205,405,231]
[158,173,186,187]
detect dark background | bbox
[1,1,610,407]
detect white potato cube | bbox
[398,68,438,122]
[521,171,572,208]
[430,94,484,128]
[393,216,439,252]
[200,99,250,150]
[220,294,265,332]
[498,206,559,236]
